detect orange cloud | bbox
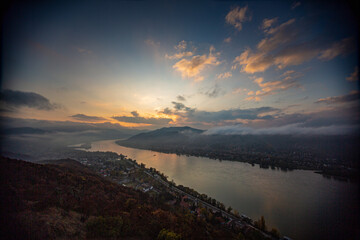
[165,51,194,60]
[245,96,261,101]
[233,49,273,73]
[217,71,232,79]
[245,73,300,101]
[233,14,355,75]
[225,6,251,31]
[116,122,153,128]
[173,46,221,82]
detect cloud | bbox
[187,107,277,123]
[224,37,232,43]
[145,39,160,48]
[112,113,172,125]
[165,51,194,60]
[291,1,301,10]
[176,95,186,101]
[346,66,359,82]
[161,102,195,119]
[165,40,194,59]
[232,88,248,95]
[258,19,297,52]
[202,103,359,134]
[233,16,355,74]
[225,6,251,31]
[131,111,140,117]
[201,84,225,98]
[233,44,317,73]
[245,96,261,101]
[164,105,277,123]
[159,107,173,115]
[159,103,278,124]
[217,72,232,79]
[158,96,359,131]
[318,38,355,61]
[245,71,301,101]
[261,17,278,30]
[315,91,360,104]
[171,101,194,112]
[245,104,359,129]
[70,114,107,122]
[76,47,92,54]
[203,123,357,136]
[175,40,187,51]
[233,49,273,73]
[172,46,221,82]
[273,42,320,69]
[0,89,59,111]
[172,101,186,111]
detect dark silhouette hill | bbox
[125,126,204,143]
[0,157,248,240]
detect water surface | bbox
[84,139,359,240]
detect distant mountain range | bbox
[1,127,50,135]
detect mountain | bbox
[1,127,49,135]
[0,157,247,240]
[118,126,204,148]
[127,126,204,140]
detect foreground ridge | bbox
[0,155,281,240]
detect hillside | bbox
[0,157,267,240]
[123,126,204,144]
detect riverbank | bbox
[116,140,359,181]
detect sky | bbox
[1,0,359,133]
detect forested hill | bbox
[0,157,262,240]
[125,126,204,144]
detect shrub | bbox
[157,228,181,240]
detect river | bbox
[82,139,359,240]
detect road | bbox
[127,159,276,239]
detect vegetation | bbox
[0,156,273,240]
[86,216,126,238]
[157,228,181,240]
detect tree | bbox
[227,206,232,213]
[86,216,124,238]
[254,216,267,231]
[270,228,280,238]
[157,228,181,240]
[233,210,240,218]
